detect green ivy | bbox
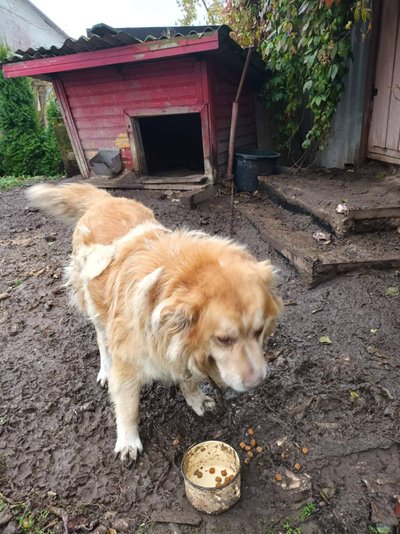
[182,0,371,154]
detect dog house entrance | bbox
[135,113,204,176]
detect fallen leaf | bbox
[370,328,378,335]
[342,198,349,203]
[350,390,360,401]
[382,388,394,400]
[319,335,332,345]
[386,287,399,297]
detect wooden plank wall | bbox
[60,57,202,169]
[213,67,257,177]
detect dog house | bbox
[2,25,266,182]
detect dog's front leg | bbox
[95,325,111,387]
[179,377,216,416]
[109,359,143,463]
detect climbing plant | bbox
[177,0,371,154]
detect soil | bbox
[1,179,399,534]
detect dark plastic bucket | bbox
[234,149,280,192]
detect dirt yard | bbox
[1,180,399,534]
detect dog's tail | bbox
[26,183,110,225]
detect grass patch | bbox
[299,502,317,522]
[0,492,56,534]
[0,175,62,191]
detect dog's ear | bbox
[256,259,279,286]
[151,295,198,335]
[256,260,283,333]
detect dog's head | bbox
[156,247,282,392]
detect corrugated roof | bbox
[4,24,227,63]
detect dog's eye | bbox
[254,328,264,338]
[216,336,237,346]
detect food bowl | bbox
[181,440,241,514]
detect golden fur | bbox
[27,183,282,462]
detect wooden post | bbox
[226,47,254,179]
[52,78,90,179]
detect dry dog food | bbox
[215,476,222,483]
[248,428,254,436]
[256,446,263,453]
[209,467,215,474]
[250,439,257,448]
[239,441,246,449]
[221,469,227,477]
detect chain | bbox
[229,178,235,238]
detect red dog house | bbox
[3,25,266,182]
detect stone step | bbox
[258,173,400,237]
[238,198,400,286]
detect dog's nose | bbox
[243,369,265,390]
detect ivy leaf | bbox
[299,1,309,15]
[303,80,313,93]
[331,64,339,80]
[319,335,332,345]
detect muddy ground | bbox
[0,179,399,534]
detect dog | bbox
[27,183,282,462]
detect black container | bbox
[234,149,280,192]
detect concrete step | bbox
[258,172,400,237]
[238,198,400,286]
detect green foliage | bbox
[224,0,363,152]
[0,47,64,176]
[176,0,225,24]
[0,174,59,191]
[176,0,371,155]
[299,502,317,521]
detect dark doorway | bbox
[138,113,204,175]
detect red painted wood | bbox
[3,37,258,178]
[60,58,203,155]
[3,34,219,78]
[211,61,257,175]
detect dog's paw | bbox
[114,435,143,465]
[191,394,216,416]
[97,368,109,387]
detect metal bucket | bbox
[181,440,241,514]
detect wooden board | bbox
[141,174,207,185]
[238,200,400,287]
[258,174,400,236]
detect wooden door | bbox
[368,0,400,164]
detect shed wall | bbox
[60,57,204,169]
[213,67,257,175]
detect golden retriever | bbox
[27,183,282,462]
